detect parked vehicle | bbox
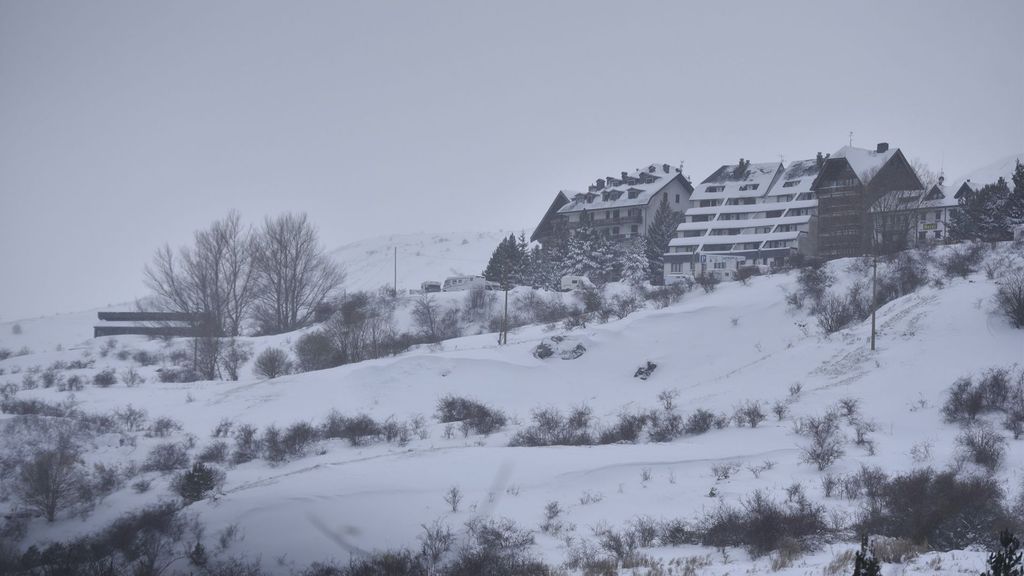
[442,275,488,292]
[421,281,441,293]
[560,275,593,291]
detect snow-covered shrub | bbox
[956,424,1007,472]
[856,468,1010,550]
[114,404,148,432]
[462,284,496,324]
[281,421,320,457]
[796,264,833,310]
[683,409,716,435]
[13,435,88,522]
[609,293,643,319]
[513,291,573,325]
[142,442,190,473]
[120,366,143,387]
[197,441,229,464]
[816,292,862,335]
[293,331,342,373]
[733,401,766,428]
[941,243,984,279]
[60,374,84,392]
[321,411,383,446]
[0,348,11,361]
[736,266,759,285]
[130,350,159,366]
[598,411,652,445]
[695,273,720,293]
[995,271,1024,328]
[644,281,689,309]
[509,405,593,447]
[146,417,182,438]
[1,398,74,417]
[697,490,828,558]
[435,395,507,436]
[172,462,225,504]
[231,424,261,464]
[219,339,252,381]
[451,517,544,575]
[253,347,292,379]
[93,369,117,388]
[156,366,199,383]
[647,391,684,442]
[798,413,844,471]
[943,376,987,423]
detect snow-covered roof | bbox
[766,159,821,196]
[917,182,962,209]
[690,162,783,201]
[831,145,898,185]
[556,164,683,214]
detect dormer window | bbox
[707,185,725,193]
[739,184,759,191]
[628,190,639,199]
[782,180,801,188]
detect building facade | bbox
[530,163,693,245]
[813,143,924,259]
[663,157,822,281]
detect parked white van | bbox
[560,275,593,291]
[442,275,487,292]
[420,281,441,293]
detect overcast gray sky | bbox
[1,0,1022,320]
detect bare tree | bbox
[15,434,87,522]
[144,211,257,337]
[251,213,345,334]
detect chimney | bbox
[938,175,944,186]
[621,171,628,180]
[662,163,669,173]
[816,152,823,167]
[876,142,889,153]
[596,178,605,189]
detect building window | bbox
[670,263,683,273]
[782,180,801,188]
[706,185,725,193]
[918,231,927,241]
[675,194,680,203]
[612,227,619,236]
[934,230,942,240]
[739,184,759,191]
[631,225,638,234]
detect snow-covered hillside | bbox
[328,230,521,293]
[1,243,1023,575]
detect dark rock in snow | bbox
[634,361,657,380]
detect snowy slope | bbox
[328,230,522,293]
[2,244,1023,575]
[956,152,1023,187]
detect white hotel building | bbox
[664,157,823,281]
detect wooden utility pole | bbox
[393,247,397,297]
[500,288,509,345]
[870,254,877,351]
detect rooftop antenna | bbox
[849,131,854,147]
[778,153,785,164]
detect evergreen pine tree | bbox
[1005,160,1024,226]
[852,536,881,576]
[645,194,682,285]
[563,225,619,285]
[950,179,1013,242]
[621,237,650,287]
[483,234,520,289]
[982,530,1023,576]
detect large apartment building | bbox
[530,163,694,245]
[663,157,822,280]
